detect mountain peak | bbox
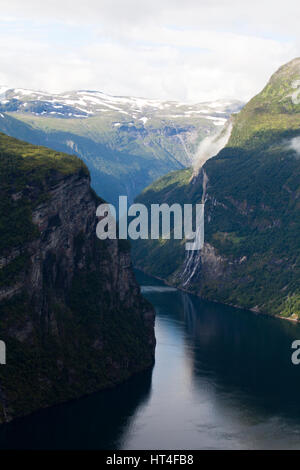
[271,57,300,81]
[227,58,300,149]
[252,57,300,111]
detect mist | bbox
[192,121,232,173]
[288,136,300,157]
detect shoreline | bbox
[136,267,300,326]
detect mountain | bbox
[0,87,242,206]
[0,132,155,423]
[132,58,300,320]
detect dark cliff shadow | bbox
[0,368,153,450]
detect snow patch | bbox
[0,87,10,96]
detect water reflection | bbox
[127,272,300,449]
[1,270,300,449]
[179,290,300,418]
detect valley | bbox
[0,87,242,206]
[132,58,300,321]
[0,57,299,449]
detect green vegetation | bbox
[0,132,87,256]
[132,58,300,319]
[281,294,300,319]
[0,131,87,176]
[0,132,154,422]
[0,107,214,206]
[0,266,153,421]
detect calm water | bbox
[1,270,300,449]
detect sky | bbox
[0,0,299,102]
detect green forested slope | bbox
[133,58,300,319]
[0,132,155,422]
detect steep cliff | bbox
[133,58,300,320]
[0,132,155,423]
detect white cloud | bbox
[0,0,299,101]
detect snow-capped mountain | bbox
[0,86,243,205]
[0,86,242,124]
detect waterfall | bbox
[179,119,233,288]
[181,169,208,287]
[180,119,233,288]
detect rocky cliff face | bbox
[0,133,155,423]
[133,58,300,320]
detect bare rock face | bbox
[0,170,155,423]
[199,243,228,280]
